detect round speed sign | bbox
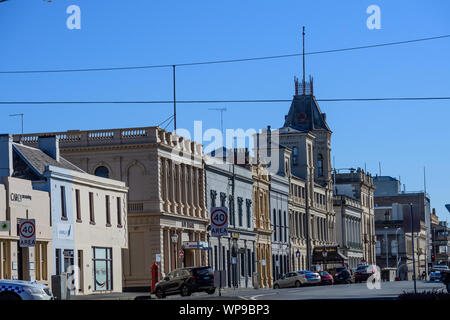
[210,208,228,227]
[19,220,35,238]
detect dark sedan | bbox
[154,266,216,298]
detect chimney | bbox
[432,208,436,216]
[38,135,60,162]
[0,134,13,177]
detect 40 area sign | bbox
[210,207,228,237]
[19,219,36,247]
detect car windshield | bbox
[357,266,368,271]
[319,271,329,275]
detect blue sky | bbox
[0,0,449,221]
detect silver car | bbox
[0,280,53,300]
[273,272,306,289]
[296,270,321,285]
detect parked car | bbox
[440,269,450,293]
[273,272,306,289]
[0,280,53,300]
[318,271,334,285]
[429,265,449,282]
[154,266,216,298]
[334,269,352,284]
[354,264,378,283]
[333,266,348,278]
[296,270,321,286]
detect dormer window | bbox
[317,154,324,177]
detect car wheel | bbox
[446,283,450,294]
[206,288,216,295]
[295,281,301,288]
[180,285,191,297]
[273,284,280,289]
[155,287,165,299]
[0,292,22,301]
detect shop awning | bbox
[312,246,348,263]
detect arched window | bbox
[94,166,109,178]
[317,154,324,177]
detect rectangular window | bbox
[92,247,113,291]
[240,252,245,275]
[247,249,252,277]
[75,189,81,222]
[214,245,218,270]
[105,195,111,226]
[273,209,277,241]
[117,197,122,227]
[60,186,67,219]
[89,192,95,224]
[238,198,243,227]
[229,197,234,226]
[55,248,61,275]
[246,201,251,228]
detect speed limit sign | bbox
[19,219,36,247]
[210,207,228,237]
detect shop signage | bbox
[19,219,36,247]
[10,193,32,202]
[181,221,195,229]
[182,241,208,249]
[57,224,73,240]
[210,207,228,237]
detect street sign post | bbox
[210,207,228,297]
[19,219,36,247]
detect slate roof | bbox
[12,143,84,176]
[282,95,331,132]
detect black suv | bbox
[154,266,216,298]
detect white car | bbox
[0,280,53,300]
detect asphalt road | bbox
[166,280,447,300]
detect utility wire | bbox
[156,114,174,127]
[0,97,449,105]
[0,34,449,74]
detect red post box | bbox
[151,262,159,292]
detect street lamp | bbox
[171,233,179,269]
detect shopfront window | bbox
[92,247,113,291]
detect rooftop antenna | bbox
[209,107,227,141]
[9,113,24,134]
[378,161,381,176]
[302,26,306,95]
[424,166,427,195]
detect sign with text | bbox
[19,219,36,247]
[210,207,228,237]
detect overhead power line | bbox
[0,34,449,74]
[0,96,449,105]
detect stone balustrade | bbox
[14,126,203,157]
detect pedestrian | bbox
[422,271,426,280]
